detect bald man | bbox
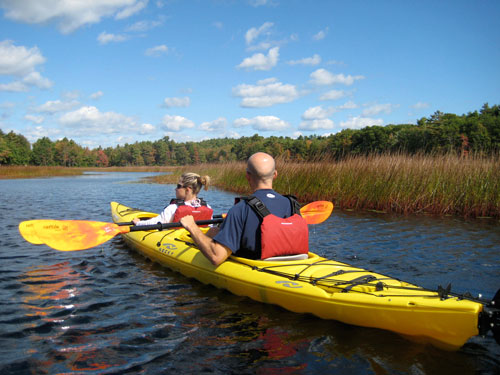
[180,152,296,266]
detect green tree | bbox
[31,137,55,165]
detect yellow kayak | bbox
[110,201,491,350]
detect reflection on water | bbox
[0,172,499,374]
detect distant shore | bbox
[2,154,499,219]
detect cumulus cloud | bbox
[245,22,273,45]
[340,116,383,129]
[24,114,44,124]
[0,40,53,91]
[232,78,298,108]
[362,103,399,116]
[299,105,336,131]
[140,123,155,134]
[299,118,335,130]
[287,54,321,66]
[310,68,364,86]
[233,115,289,131]
[237,46,279,71]
[200,117,227,132]
[59,106,139,134]
[145,44,168,56]
[338,100,358,110]
[0,0,148,34]
[36,99,80,114]
[98,32,127,44]
[319,89,346,101]
[162,96,190,108]
[0,40,45,76]
[161,115,195,131]
[302,105,336,120]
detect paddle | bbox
[18,220,44,245]
[26,218,225,251]
[19,200,334,251]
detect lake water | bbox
[0,172,499,374]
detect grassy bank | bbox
[0,166,87,179]
[154,154,500,219]
[0,165,176,179]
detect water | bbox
[0,172,499,374]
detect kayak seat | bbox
[263,254,309,262]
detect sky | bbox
[0,0,499,149]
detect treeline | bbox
[1,104,499,167]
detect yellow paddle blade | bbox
[300,201,334,224]
[19,220,44,245]
[32,220,129,251]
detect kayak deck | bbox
[111,201,483,350]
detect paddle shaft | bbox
[118,214,225,227]
[126,217,224,232]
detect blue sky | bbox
[0,0,499,149]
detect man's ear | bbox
[273,170,278,179]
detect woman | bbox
[133,172,213,226]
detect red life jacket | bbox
[170,198,213,223]
[242,195,309,259]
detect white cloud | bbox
[320,89,346,101]
[313,27,329,41]
[115,0,147,20]
[59,106,139,134]
[245,22,273,45]
[98,32,127,44]
[161,115,195,131]
[299,118,335,130]
[310,68,364,86]
[299,105,336,131]
[302,105,336,120]
[212,21,223,30]
[362,103,399,116]
[126,19,163,32]
[232,77,298,108]
[340,116,383,129]
[237,46,279,71]
[36,99,80,113]
[22,72,52,89]
[0,71,53,92]
[338,100,358,110]
[140,123,155,134]
[234,115,289,131]
[0,0,148,34]
[412,101,430,110]
[90,91,103,100]
[287,54,321,66]
[24,114,44,124]
[0,40,45,76]
[200,117,227,132]
[145,44,168,56]
[163,96,190,108]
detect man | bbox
[180,152,302,266]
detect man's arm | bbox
[180,215,231,266]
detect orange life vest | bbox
[170,198,213,223]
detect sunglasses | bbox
[176,184,186,189]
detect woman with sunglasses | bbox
[132,172,213,226]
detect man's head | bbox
[246,152,277,189]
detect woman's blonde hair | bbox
[180,172,210,195]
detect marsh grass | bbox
[0,166,87,179]
[153,154,499,218]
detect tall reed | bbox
[163,154,499,218]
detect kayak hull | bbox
[111,201,482,350]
